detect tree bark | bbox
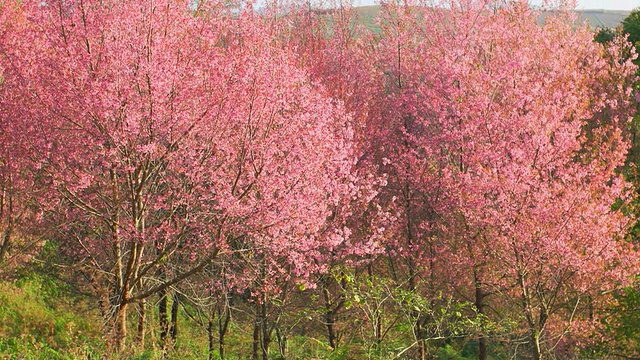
[0,187,13,263]
[159,287,169,347]
[218,299,231,360]
[252,312,260,360]
[208,318,215,360]
[475,281,487,360]
[261,301,270,360]
[321,274,346,350]
[170,292,179,341]
[114,300,128,353]
[136,299,146,346]
[531,330,542,360]
[275,325,286,358]
[0,223,12,264]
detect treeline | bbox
[1,0,640,359]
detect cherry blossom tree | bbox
[0,1,45,274]
[2,0,638,356]
[276,1,392,352]
[369,0,638,358]
[2,0,355,351]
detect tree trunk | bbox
[159,287,169,347]
[208,318,215,360]
[475,283,487,360]
[531,330,542,360]
[517,267,542,360]
[0,188,13,264]
[261,301,270,360]
[170,292,179,341]
[403,183,426,360]
[321,275,345,350]
[416,316,427,360]
[275,325,286,358]
[136,299,146,346]
[251,298,271,360]
[114,300,128,353]
[218,299,231,360]
[325,309,338,350]
[252,313,260,360]
[374,310,382,350]
[0,223,12,263]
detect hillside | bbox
[353,6,630,29]
[572,9,629,28]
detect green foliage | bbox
[623,8,640,49]
[0,274,104,359]
[613,287,640,340]
[339,270,491,358]
[594,27,618,45]
[435,344,476,360]
[572,276,640,358]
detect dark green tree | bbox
[594,26,618,45]
[623,8,640,49]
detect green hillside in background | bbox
[353,6,630,29]
[579,9,631,28]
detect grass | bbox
[0,270,498,359]
[0,273,104,359]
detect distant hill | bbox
[352,6,630,30]
[578,10,630,29]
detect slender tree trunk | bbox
[416,316,427,360]
[159,287,169,347]
[325,309,338,350]
[366,263,383,352]
[0,222,12,263]
[275,325,286,358]
[252,312,260,360]
[475,281,487,360]
[114,300,128,353]
[0,188,13,263]
[111,170,127,353]
[515,247,543,360]
[531,330,542,360]
[208,318,215,360]
[218,299,231,360]
[136,299,147,346]
[374,309,382,350]
[170,292,179,341]
[321,275,345,350]
[261,301,270,360]
[403,182,426,360]
[251,296,271,360]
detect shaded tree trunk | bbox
[159,287,169,347]
[0,222,12,264]
[252,312,260,360]
[260,301,271,360]
[475,279,487,360]
[0,186,13,263]
[208,317,215,360]
[218,298,231,360]
[252,297,271,360]
[275,325,286,358]
[321,274,346,350]
[531,330,542,360]
[136,299,147,346]
[170,292,179,341]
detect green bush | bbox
[0,274,104,359]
